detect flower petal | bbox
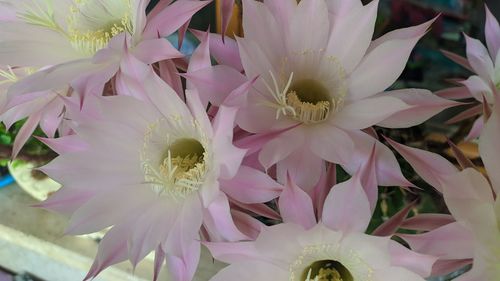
[465,34,495,83]
[322,170,371,233]
[485,5,500,59]
[279,173,317,229]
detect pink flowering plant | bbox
[0,0,498,281]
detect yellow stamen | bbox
[286,91,330,124]
[67,0,133,55]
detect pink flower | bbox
[384,99,500,279]
[0,0,209,99]
[438,98,500,280]
[187,0,457,189]
[37,66,257,281]
[439,4,500,140]
[206,157,437,281]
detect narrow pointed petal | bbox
[389,241,438,278]
[279,173,317,229]
[376,89,461,128]
[204,241,260,264]
[153,246,166,281]
[465,34,495,83]
[190,30,244,71]
[385,137,457,192]
[349,23,429,100]
[259,128,305,170]
[322,171,371,233]
[231,210,265,240]
[133,38,184,64]
[187,30,211,91]
[12,110,42,159]
[435,86,471,100]
[401,214,455,232]
[327,0,378,73]
[441,50,474,72]
[333,96,412,130]
[220,0,235,37]
[276,145,324,191]
[205,192,250,242]
[479,98,500,192]
[372,201,417,236]
[399,222,474,260]
[184,65,248,106]
[461,75,494,103]
[485,5,500,60]
[212,106,247,180]
[144,0,211,38]
[220,165,283,204]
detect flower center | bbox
[67,0,133,55]
[261,72,343,124]
[286,79,332,124]
[141,118,209,199]
[302,260,353,281]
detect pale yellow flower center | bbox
[141,119,209,199]
[17,0,134,56]
[302,260,353,281]
[67,0,133,55]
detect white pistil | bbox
[261,71,297,119]
[0,66,18,85]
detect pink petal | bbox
[231,210,264,240]
[164,194,203,281]
[399,222,474,260]
[460,75,494,103]
[435,86,471,100]
[159,60,184,97]
[322,170,372,233]
[279,173,317,229]
[384,137,458,192]
[204,192,249,242]
[220,165,283,204]
[485,5,500,61]
[220,0,235,38]
[446,104,482,124]
[389,241,438,278]
[431,259,473,278]
[12,110,42,159]
[349,20,429,100]
[241,0,284,63]
[153,246,166,281]
[133,38,184,64]
[465,34,495,83]
[36,134,88,154]
[289,0,330,53]
[372,201,417,236]
[231,201,281,220]
[479,98,500,193]
[276,145,324,191]
[210,261,287,281]
[186,30,211,91]
[401,214,456,232]
[84,223,132,280]
[144,0,211,39]
[327,0,378,73]
[312,163,336,218]
[343,131,413,187]
[309,124,354,165]
[212,106,247,180]
[166,241,200,281]
[333,96,412,129]
[465,117,484,141]
[204,241,259,264]
[258,127,305,170]
[376,89,461,128]
[441,49,474,72]
[184,65,248,106]
[35,187,94,216]
[39,99,64,138]
[65,187,155,235]
[190,30,244,71]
